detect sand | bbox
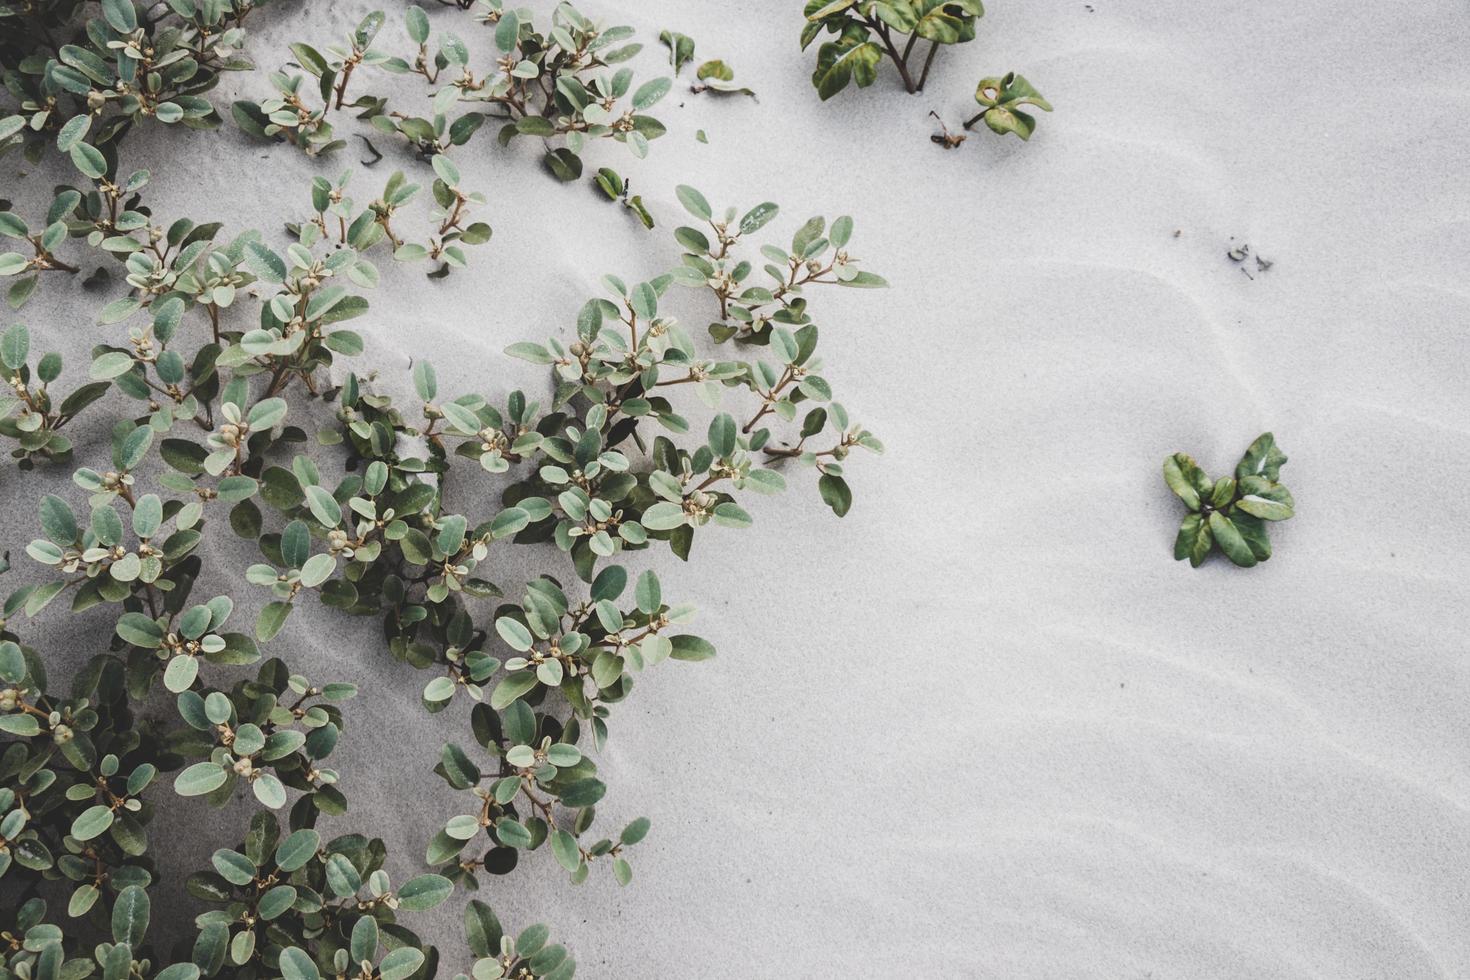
[4,0,1469,976]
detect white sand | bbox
[6,0,1469,976]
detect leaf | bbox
[1235,494,1293,522]
[274,829,320,872]
[669,635,716,661]
[818,474,852,517]
[621,816,651,845]
[640,501,686,531]
[71,805,114,841]
[243,241,286,284]
[70,142,107,179]
[495,616,533,651]
[634,570,661,614]
[1207,511,1257,568]
[278,948,319,980]
[378,949,424,980]
[707,413,736,457]
[101,0,138,33]
[632,77,672,110]
[40,494,77,544]
[256,601,292,642]
[675,185,712,221]
[489,671,538,709]
[1162,453,1208,511]
[116,612,164,648]
[0,323,28,368]
[812,40,882,101]
[1173,512,1212,567]
[89,351,134,380]
[739,202,779,236]
[174,762,227,796]
[397,873,453,911]
[304,485,342,527]
[1235,432,1288,482]
[111,884,149,948]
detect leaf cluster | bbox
[2,95,886,978]
[0,0,276,164]
[1164,433,1295,568]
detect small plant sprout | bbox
[802,0,985,99]
[963,72,1052,140]
[593,168,655,229]
[1164,433,1296,568]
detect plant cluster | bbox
[1164,432,1295,568]
[1,98,886,974]
[0,0,280,164]
[801,1,1052,143]
[233,3,671,181]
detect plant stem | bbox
[916,39,940,91]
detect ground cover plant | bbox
[0,12,888,967]
[801,0,985,98]
[1164,433,1295,568]
[231,2,672,182]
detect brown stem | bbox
[916,39,941,91]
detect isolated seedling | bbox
[963,72,1052,140]
[1164,432,1295,567]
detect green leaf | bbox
[669,635,716,661]
[632,77,672,110]
[1173,512,1212,567]
[397,873,453,911]
[378,949,424,980]
[812,39,882,101]
[174,762,227,796]
[675,185,711,221]
[304,485,342,527]
[490,671,538,709]
[708,413,736,457]
[243,242,286,284]
[495,616,533,651]
[278,947,319,980]
[1235,493,1293,522]
[116,612,164,648]
[40,494,77,544]
[1207,511,1257,568]
[70,142,107,179]
[0,323,28,368]
[818,473,852,517]
[634,569,660,614]
[551,829,581,872]
[101,0,138,33]
[274,829,320,872]
[641,501,685,531]
[111,884,149,948]
[1235,432,1288,482]
[71,805,114,841]
[621,816,651,846]
[1162,453,1208,511]
[256,601,292,642]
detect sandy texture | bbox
[5,0,1470,976]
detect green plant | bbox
[591,167,654,229]
[0,0,280,165]
[801,0,984,99]
[231,10,393,157]
[1164,432,1295,568]
[963,72,1051,140]
[3,130,885,976]
[235,2,670,183]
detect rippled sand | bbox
[5,0,1468,976]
